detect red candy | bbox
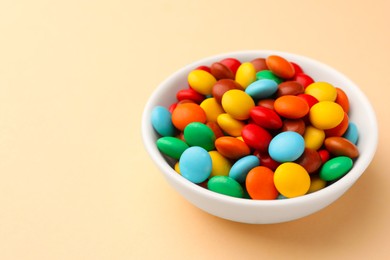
[249,106,282,129]
[241,123,272,152]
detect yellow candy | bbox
[174,162,181,174]
[208,151,232,177]
[200,97,225,123]
[217,113,245,136]
[235,62,256,89]
[221,89,255,120]
[303,125,325,150]
[187,69,217,95]
[308,175,327,193]
[310,101,344,129]
[305,82,337,101]
[274,162,311,198]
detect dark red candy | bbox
[241,123,272,152]
[281,119,306,135]
[210,62,234,80]
[295,148,322,174]
[249,106,283,129]
[276,81,304,97]
[253,151,280,171]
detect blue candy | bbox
[229,155,260,183]
[269,131,305,162]
[245,79,278,100]
[343,122,359,145]
[151,106,176,137]
[179,146,212,183]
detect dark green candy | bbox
[319,156,353,181]
[207,176,244,198]
[156,136,189,159]
[256,70,283,84]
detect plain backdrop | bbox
[0,0,389,259]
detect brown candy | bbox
[250,58,268,72]
[212,79,242,103]
[324,136,359,159]
[295,148,322,174]
[276,81,304,97]
[257,99,275,110]
[210,62,234,80]
[281,119,306,135]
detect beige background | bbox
[0,0,389,259]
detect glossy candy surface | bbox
[221,89,255,120]
[229,155,260,183]
[269,131,305,162]
[274,162,310,198]
[246,166,278,200]
[151,106,176,137]
[180,146,212,183]
[207,176,244,198]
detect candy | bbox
[183,122,216,151]
[221,89,255,120]
[151,106,176,137]
[246,166,279,200]
[309,101,344,130]
[274,162,311,198]
[152,54,360,200]
[179,146,212,183]
[207,176,244,198]
[229,155,260,183]
[269,131,305,162]
[319,156,353,181]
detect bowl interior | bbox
[141,50,378,223]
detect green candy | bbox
[183,122,216,151]
[256,70,283,84]
[319,156,353,181]
[156,136,189,159]
[207,176,244,198]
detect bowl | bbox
[141,50,378,224]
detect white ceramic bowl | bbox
[141,50,378,224]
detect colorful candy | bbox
[151,54,360,200]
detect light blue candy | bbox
[245,79,278,100]
[269,131,305,162]
[343,122,359,145]
[229,155,260,183]
[179,146,212,184]
[151,106,176,137]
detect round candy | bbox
[303,125,325,150]
[200,97,224,123]
[183,122,216,151]
[220,58,241,75]
[293,73,314,88]
[212,79,243,103]
[179,146,212,183]
[221,89,255,120]
[254,151,280,171]
[246,166,279,200]
[274,162,311,198]
[209,151,232,177]
[171,103,207,131]
[266,55,295,79]
[269,131,305,162]
[257,98,275,110]
[250,58,268,72]
[343,122,359,144]
[256,70,283,84]
[206,121,225,139]
[324,136,359,159]
[215,136,250,160]
[309,101,344,130]
[245,79,279,100]
[156,136,189,159]
[187,69,217,95]
[217,113,245,137]
[305,82,337,102]
[210,62,234,80]
[151,106,176,137]
[249,106,283,129]
[235,62,257,89]
[241,123,272,152]
[319,156,353,181]
[207,176,244,198]
[297,93,319,108]
[274,95,309,119]
[308,176,327,193]
[229,155,260,183]
[335,87,350,113]
[324,112,349,137]
[281,119,306,135]
[276,81,304,97]
[176,88,205,104]
[294,148,322,174]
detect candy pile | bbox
[151,55,359,199]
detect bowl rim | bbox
[141,50,378,206]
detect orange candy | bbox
[335,87,350,113]
[171,103,207,131]
[215,136,250,160]
[266,55,295,79]
[324,112,349,137]
[246,166,279,200]
[274,95,309,119]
